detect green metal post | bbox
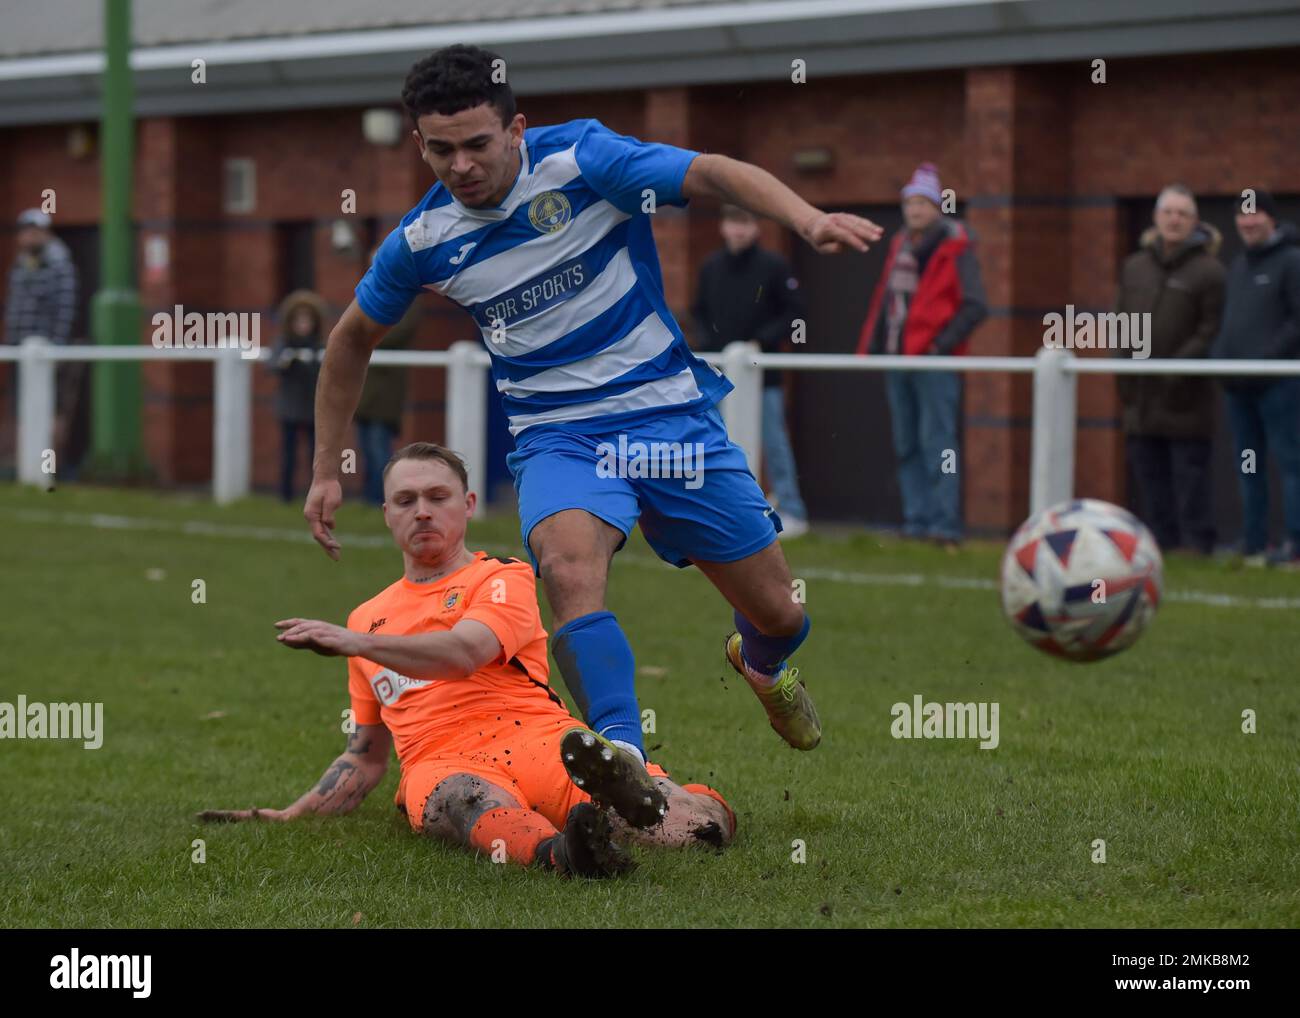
[88,0,147,479]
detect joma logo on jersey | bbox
[528,191,571,234]
[367,617,386,633]
[449,241,477,266]
[370,667,431,706]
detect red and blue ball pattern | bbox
[1000,498,1163,661]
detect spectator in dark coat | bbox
[692,204,810,536]
[1115,184,1224,555]
[273,290,326,502]
[856,163,987,550]
[1210,190,1300,567]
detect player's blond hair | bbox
[382,442,469,494]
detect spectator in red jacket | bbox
[856,163,987,549]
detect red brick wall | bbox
[3,48,1298,528]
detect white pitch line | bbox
[1,507,512,552]
[785,565,1300,610]
[7,506,1300,611]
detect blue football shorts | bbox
[507,404,784,572]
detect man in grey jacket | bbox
[1211,190,1300,567]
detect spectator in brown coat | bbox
[1115,184,1225,555]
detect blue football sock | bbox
[735,610,811,676]
[551,610,644,757]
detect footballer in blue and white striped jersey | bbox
[357,118,732,438]
[309,46,885,779]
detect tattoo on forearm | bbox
[316,759,356,796]
[306,758,374,813]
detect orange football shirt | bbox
[346,552,562,767]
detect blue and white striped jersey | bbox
[356,118,732,437]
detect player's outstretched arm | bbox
[304,299,390,560]
[273,616,502,682]
[681,153,884,255]
[197,724,392,823]
[350,619,504,682]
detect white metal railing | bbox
[0,336,491,507]
[703,345,1300,515]
[5,336,1300,517]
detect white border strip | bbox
[0,0,1001,78]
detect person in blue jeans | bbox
[857,163,987,549]
[882,369,962,543]
[693,204,810,535]
[761,385,808,535]
[1211,190,1300,567]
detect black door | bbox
[788,203,906,525]
[276,221,316,297]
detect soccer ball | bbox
[1000,498,1163,661]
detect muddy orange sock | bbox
[467,807,558,866]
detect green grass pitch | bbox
[1,484,1297,928]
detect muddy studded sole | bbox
[560,727,667,829]
[554,801,637,878]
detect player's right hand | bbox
[304,476,343,560]
[801,211,885,254]
[195,807,302,823]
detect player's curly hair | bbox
[401,45,516,128]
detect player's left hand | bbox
[274,618,362,657]
[801,211,884,254]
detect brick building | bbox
[1,0,1298,533]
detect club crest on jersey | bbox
[528,191,571,234]
[443,588,464,611]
